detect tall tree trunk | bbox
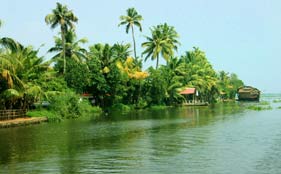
[61,26,66,74]
[156,54,159,69]
[131,26,137,59]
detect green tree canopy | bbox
[0,45,49,109]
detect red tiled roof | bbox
[180,88,196,95]
[82,93,91,96]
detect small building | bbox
[180,88,196,103]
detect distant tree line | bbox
[0,3,244,111]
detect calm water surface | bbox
[1,95,281,174]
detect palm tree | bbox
[142,23,179,69]
[119,8,143,59]
[162,57,186,104]
[112,43,131,62]
[180,47,219,102]
[89,43,115,74]
[159,23,180,52]
[48,29,88,69]
[0,37,23,53]
[0,19,22,53]
[45,2,78,74]
[0,45,48,109]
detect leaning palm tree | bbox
[45,2,78,74]
[0,37,22,53]
[119,8,143,59]
[0,19,22,53]
[142,23,179,69]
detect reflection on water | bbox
[1,96,281,173]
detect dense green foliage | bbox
[0,4,245,119]
[27,91,102,121]
[217,70,244,100]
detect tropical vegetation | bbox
[0,3,245,121]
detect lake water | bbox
[1,95,281,174]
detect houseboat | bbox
[237,86,260,101]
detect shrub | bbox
[29,90,102,121]
[109,103,133,113]
[48,92,79,118]
[135,98,148,109]
[26,109,62,122]
[78,100,102,117]
[149,105,169,110]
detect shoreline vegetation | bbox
[1,3,246,123]
[246,101,272,111]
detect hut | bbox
[180,88,196,103]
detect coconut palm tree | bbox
[180,48,219,102]
[0,45,48,109]
[112,43,131,62]
[119,8,143,59]
[159,23,180,52]
[48,29,88,73]
[0,37,23,53]
[0,19,22,53]
[88,43,116,74]
[142,23,180,69]
[45,2,78,74]
[161,57,186,104]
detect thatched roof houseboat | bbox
[237,86,260,101]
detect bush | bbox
[135,98,148,109]
[26,109,62,122]
[149,105,169,110]
[109,103,133,113]
[78,100,102,117]
[48,92,79,118]
[29,90,102,121]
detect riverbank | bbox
[0,117,47,128]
